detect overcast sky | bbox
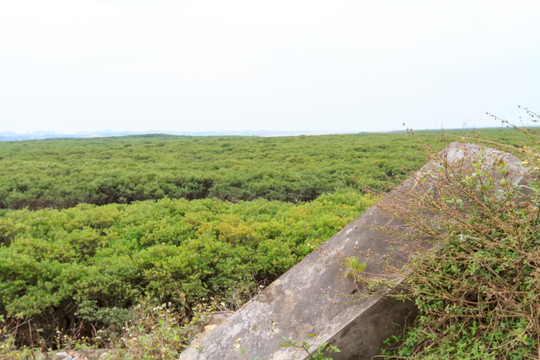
[1,0,539,134]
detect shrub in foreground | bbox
[0,190,371,351]
[379,124,539,359]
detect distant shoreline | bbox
[0,126,516,141]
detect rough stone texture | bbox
[179,143,529,360]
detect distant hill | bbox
[0,129,338,141]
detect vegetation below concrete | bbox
[0,127,537,358]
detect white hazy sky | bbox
[1,0,539,134]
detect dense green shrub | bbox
[0,131,520,210]
[0,128,534,355]
[0,190,373,348]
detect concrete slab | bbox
[179,142,529,360]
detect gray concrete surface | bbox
[179,143,529,360]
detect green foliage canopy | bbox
[0,133,438,209]
[0,191,372,343]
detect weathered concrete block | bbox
[179,143,529,360]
